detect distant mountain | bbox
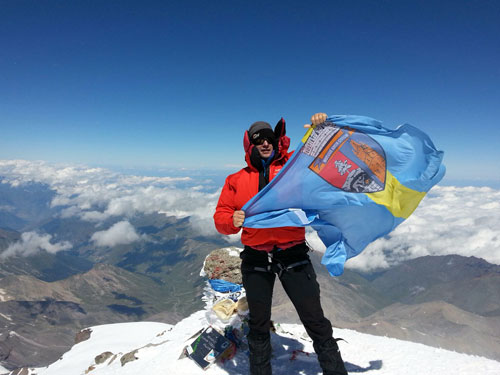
[0,229,20,253]
[345,301,500,361]
[369,255,500,316]
[0,263,187,369]
[0,208,230,370]
[0,181,56,231]
[0,210,227,300]
[0,251,93,282]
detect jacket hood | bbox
[243,118,291,170]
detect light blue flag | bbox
[242,115,445,276]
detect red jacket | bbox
[213,118,305,249]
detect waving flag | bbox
[242,115,445,276]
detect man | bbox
[213,113,348,375]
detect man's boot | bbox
[313,337,348,375]
[247,332,272,375]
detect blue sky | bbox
[1,0,499,186]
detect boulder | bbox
[203,248,242,284]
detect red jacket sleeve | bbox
[213,176,241,235]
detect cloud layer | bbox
[345,185,500,271]
[0,159,222,238]
[1,231,72,259]
[1,160,499,269]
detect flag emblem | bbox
[306,125,386,193]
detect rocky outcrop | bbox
[75,328,92,344]
[94,351,113,364]
[120,350,138,366]
[203,248,242,284]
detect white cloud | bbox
[0,160,222,238]
[346,185,500,271]
[91,221,141,248]
[6,160,498,266]
[1,232,72,259]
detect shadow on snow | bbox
[213,333,383,374]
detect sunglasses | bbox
[254,138,272,146]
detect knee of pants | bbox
[242,270,275,335]
[280,264,321,301]
[247,300,273,333]
[242,270,275,303]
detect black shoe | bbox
[247,332,272,375]
[313,337,348,375]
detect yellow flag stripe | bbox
[301,127,314,143]
[366,171,426,219]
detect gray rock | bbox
[74,328,92,344]
[203,248,242,284]
[94,351,113,364]
[120,350,138,366]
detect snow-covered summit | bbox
[10,310,500,375]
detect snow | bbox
[0,313,12,321]
[0,288,9,302]
[36,321,172,375]
[32,310,500,375]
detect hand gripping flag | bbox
[242,115,445,276]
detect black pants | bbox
[241,243,333,345]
